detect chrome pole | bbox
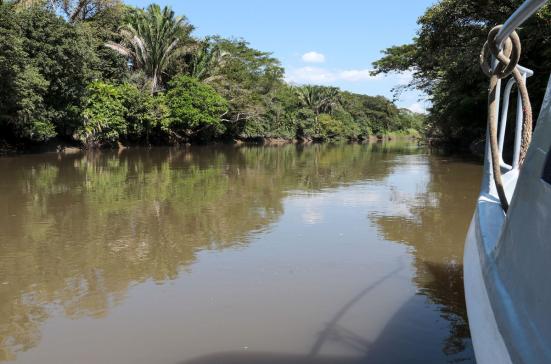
[495,0,548,49]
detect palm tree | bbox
[188,39,229,84]
[106,4,193,93]
[296,85,341,116]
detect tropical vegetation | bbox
[0,0,423,151]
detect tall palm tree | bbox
[106,4,193,93]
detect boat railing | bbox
[494,0,547,49]
[492,0,547,171]
[497,66,533,171]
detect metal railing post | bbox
[495,0,548,49]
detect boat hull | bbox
[465,75,551,364]
[464,213,513,364]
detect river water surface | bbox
[0,143,481,363]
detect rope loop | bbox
[480,25,521,79]
[479,24,532,213]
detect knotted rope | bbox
[479,25,533,212]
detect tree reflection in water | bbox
[0,143,479,363]
[369,154,481,358]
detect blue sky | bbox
[127,0,436,112]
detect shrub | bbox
[318,114,342,139]
[332,110,360,139]
[165,75,228,140]
[118,84,169,142]
[12,65,55,141]
[75,82,126,145]
[295,108,317,139]
[75,82,171,146]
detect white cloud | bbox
[301,51,326,63]
[407,102,427,114]
[286,67,334,83]
[285,67,381,84]
[339,69,379,82]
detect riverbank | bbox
[1,3,426,159]
[0,133,421,156]
[237,132,420,145]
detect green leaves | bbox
[118,83,169,140]
[0,3,97,142]
[76,81,170,145]
[0,1,421,149]
[188,38,229,83]
[77,75,230,146]
[76,81,127,145]
[106,4,194,93]
[371,44,417,75]
[14,65,53,141]
[296,85,341,116]
[165,75,228,139]
[373,0,551,146]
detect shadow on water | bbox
[308,261,406,357]
[179,302,461,364]
[180,261,472,364]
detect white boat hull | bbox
[464,214,513,364]
[464,75,551,364]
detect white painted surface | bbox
[464,216,513,364]
[465,76,551,364]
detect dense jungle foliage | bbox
[0,0,423,150]
[373,0,551,149]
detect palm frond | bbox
[104,4,193,93]
[105,41,132,58]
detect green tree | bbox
[372,0,551,147]
[11,0,121,23]
[296,85,341,117]
[165,75,228,141]
[118,84,169,143]
[0,5,49,141]
[75,81,127,145]
[0,3,99,142]
[362,95,401,134]
[187,38,229,83]
[75,81,170,145]
[204,37,285,136]
[254,83,301,139]
[0,1,420,148]
[339,92,374,136]
[106,4,194,93]
[81,3,131,82]
[397,108,425,134]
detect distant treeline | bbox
[0,1,424,150]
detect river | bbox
[0,142,481,363]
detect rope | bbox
[479,25,533,212]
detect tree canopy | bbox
[0,1,423,150]
[106,4,194,93]
[372,0,551,147]
[0,4,99,141]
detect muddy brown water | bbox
[0,142,482,363]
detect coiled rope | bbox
[480,25,533,212]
